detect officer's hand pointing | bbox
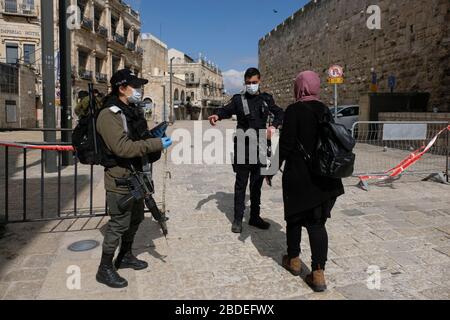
[209,115,220,126]
[162,137,173,149]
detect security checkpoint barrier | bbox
[0,128,164,225]
[351,121,449,190]
[0,128,108,224]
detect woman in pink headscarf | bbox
[279,71,345,292]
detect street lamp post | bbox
[162,85,166,122]
[169,57,175,123]
[41,0,57,172]
[59,0,73,166]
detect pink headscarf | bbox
[294,71,321,102]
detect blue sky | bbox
[127,0,309,93]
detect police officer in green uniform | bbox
[96,69,173,288]
[209,68,284,233]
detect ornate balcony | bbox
[113,33,126,46]
[79,69,93,80]
[95,72,107,83]
[81,18,93,31]
[96,25,108,38]
[126,42,136,51]
[1,0,39,17]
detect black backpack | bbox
[298,106,356,179]
[72,85,117,168]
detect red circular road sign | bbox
[328,65,344,78]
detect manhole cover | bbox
[68,240,100,252]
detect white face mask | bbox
[246,83,260,95]
[127,88,143,104]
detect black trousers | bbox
[286,198,336,271]
[234,164,265,221]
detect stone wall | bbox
[259,0,450,111]
[379,112,450,123]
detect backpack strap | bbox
[240,94,251,116]
[109,106,129,133]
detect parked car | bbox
[330,105,360,131]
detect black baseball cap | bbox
[110,69,148,88]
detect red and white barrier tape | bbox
[0,141,74,152]
[359,125,450,183]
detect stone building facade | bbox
[0,0,41,128]
[141,33,187,123]
[71,0,143,97]
[0,63,37,128]
[0,0,41,68]
[259,0,450,111]
[0,0,143,127]
[168,48,225,109]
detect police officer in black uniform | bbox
[209,68,284,233]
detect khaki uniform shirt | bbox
[96,106,163,194]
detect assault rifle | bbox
[116,165,169,238]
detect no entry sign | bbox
[328,65,344,78]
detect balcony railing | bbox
[186,79,200,85]
[79,69,93,80]
[1,0,39,16]
[95,24,108,38]
[130,8,139,18]
[126,42,136,51]
[113,33,126,46]
[96,72,107,83]
[81,18,93,31]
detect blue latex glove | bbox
[162,137,173,149]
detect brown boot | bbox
[282,256,302,276]
[305,267,327,292]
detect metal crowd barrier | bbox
[351,121,449,188]
[0,128,107,224]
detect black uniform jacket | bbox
[215,92,284,166]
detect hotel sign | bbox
[0,26,40,38]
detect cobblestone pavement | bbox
[0,121,449,300]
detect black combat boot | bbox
[96,253,128,289]
[231,220,243,234]
[249,216,271,230]
[114,241,148,271]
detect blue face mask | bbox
[127,88,143,104]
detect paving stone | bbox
[386,252,425,267]
[341,209,366,217]
[437,225,450,236]
[2,268,48,283]
[433,246,450,257]
[3,281,43,300]
[0,282,10,299]
[22,254,56,269]
[419,286,450,300]
[304,290,347,300]
[335,283,396,300]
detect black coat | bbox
[279,100,345,220]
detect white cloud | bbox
[223,69,245,95]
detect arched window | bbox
[174,89,179,101]
[181,91,185,102]
[185,73,189,81]
[190,73,195,82]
